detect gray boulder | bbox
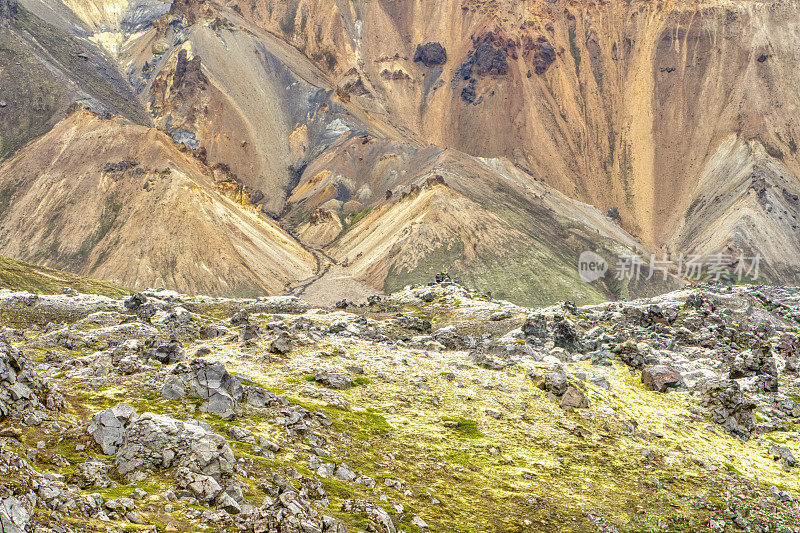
[0,336,64,421]
[162,359,243,418]
[0,495,31,533]
[115,413,235,481]
[641,365,683,392]
[538,371,568,397]
[87,403,139,455]
[315,372,353,390]
[342,499,396,533]
[73,459,114,489]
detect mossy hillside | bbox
[0,255,129,297]
[0,6,151,163]
[191,332,800,531]
[382,237,610,309]
[0,30,68,161]
[10,7,151,126]
[10,298,800,532]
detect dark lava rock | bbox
[172,49,207,93]
[641,365,683,392]
[698,379,757,440]
[522,314,549,339]
[474,42,509,76]
[124,293,147,311]
[270,332,294,355]
[414,42,447,67]
[532,41,556,75]
[729,344,778,393]
[149,340,185,364]
[460,79,477,104]
[560,386,589,410]
[552,317,581,352]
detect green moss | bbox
[348,207,372,228]
[442,417,485,439]
[723,463,743,476]
[353,376,372,386]
[0,255,129,298]
[568,25,582,74]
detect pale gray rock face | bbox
[0,495,30,533]
[114,413,235,481]
[87,403,139,455]
[161,359,243,418]
[0,336,64,422]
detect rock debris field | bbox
[1,279,800,531]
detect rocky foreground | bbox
[1,280,800,532]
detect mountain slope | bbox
[0,0,150,160]
[220,0,800,249]
[1,0,799,305]
[0,254,129,296]
[0,108,315,296]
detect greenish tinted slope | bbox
[0,254,129,297]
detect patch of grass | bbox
[353,376,372,386]
[349,207,372,227]
[442,417,485,439]
[724,462,743,476]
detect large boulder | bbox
[414,42,447,67]
[641,365,683,392]
[87,403,139,455]
[729,344,778,393]
[114,413,235,481]
[0,495,30,533]
[522,314,548,339]
[315,372,353,390]
[162,359,243,418]
[538,371,568,397]
[552,317,582,353]
[698,379,757,440]
[559,387,589,410]
[0,336,64,423]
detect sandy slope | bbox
[0,109,315,295]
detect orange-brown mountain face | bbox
[0,108,315,295]
[225,0,800,246]
[0,0,798,304]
